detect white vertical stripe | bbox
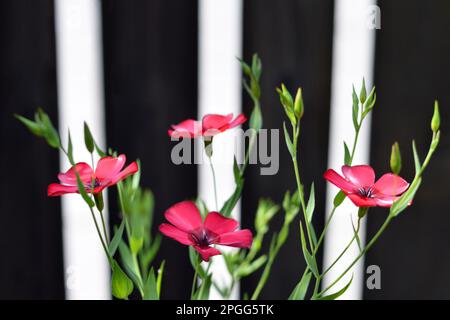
[323,0,377,299]
[54,0,109,299]
[198,0,243,299]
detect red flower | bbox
[324,165,409,207]
[159,201,253,261]
[168,113,247,138]
[48,154,138,196]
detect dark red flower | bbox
[159,201,253,261]
[324,165,409,207]
[168,113,247,138]
[48,154,138,196]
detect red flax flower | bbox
[159,201,253,261]
[324,165,409,207]
[168,113,247,138]
[48,154,138,196]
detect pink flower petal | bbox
[202,114,233,131]
[57,162,94,186]
[374,195,399,208]
[226,114,247,130]
[323,169,356,193]
[48,183,79,196]
[158,223,194,246]
[109,161,139,185]
[164,201,203,232]
[194,245,221,262]
[214,229,253,248]
[204,211,239,235]
[95,155,126,181]
[373,173,409,196]
[169,119,202,138]
[346,193,378,207]
[342,165,375,188]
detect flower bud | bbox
[294,88,304,120]
[390,142,402,175]
[431,100,440,133]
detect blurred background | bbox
[1,0,449,299]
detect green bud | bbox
[294,88,304,120]
[204,137,213,157]
[111,261,134,300]
[277,84,296,125]
[390,142,402,175]
[360,78,367,104]
[84,121,95,153]
[431,100,440,133]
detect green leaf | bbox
[412,140,422,175]
[156,260,165,298]
[38,109,61,148]
[235,255,267,278]
[74,167,95,207]
[83,121,95,153]
[15,114,44,136]
[233,156,241,183]
[333,191,346,207]
[283,122,295,158]
[350,217,362,252]
[344,142,351,165]
[352,85,359,130]
[317,275,353,300]
[108,219,126,257]
[143,268,158,300]
[118,240,143,290]
[299,222,319,278]
[130,235,144,255]
[67,131,74,165]
[305,183,315,223]
[197,275,212,300]
[391,178,422,217]
[189,247,206,278]
[111,260,134,300]
[95,142,107,157]
[249,103,263,132]
[220,177,244,217]
[288,271,312,300]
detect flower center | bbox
[357,187,375,198]
[190,229,214,247]
[85,178,101,190]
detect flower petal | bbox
[57,162,94,186]
[202,114,233,131]
[226,113,247,130]
[48,183,79,196]
[374,195,399,208]
[169,119,201,138]
[346,193,377,207]
[323,169,356,193]
[95,155,126,181]
[342,165,375,188]
[159,223,194,246]
[204,211,239,235]
[194,245,221,262]
[164,201,203,232]
[109,161,139,185]
[213,229,253,248]
[373,173,409,196]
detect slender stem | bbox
[190,267,198,299]
[291,124,313,250]
[241,100,260,174]
[321,218,361,277]
[319,215,392,296]
[208,156,219,211]
[313,206,337,255]
[88,206,113,266]
[98,209,109,243]
[251,254,275,300]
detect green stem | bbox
[251,254,276,300]
[208,156,219,211]
[291,124,313,250]
[88,206,113,266]
[319,215,392,296]
[190,267,198,299]
[98,209,109,243]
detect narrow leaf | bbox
[317,275,353,300]
[288,271,312,300]
[108,219,126,257]
[305,183,315,223]
[344,142,351,165]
